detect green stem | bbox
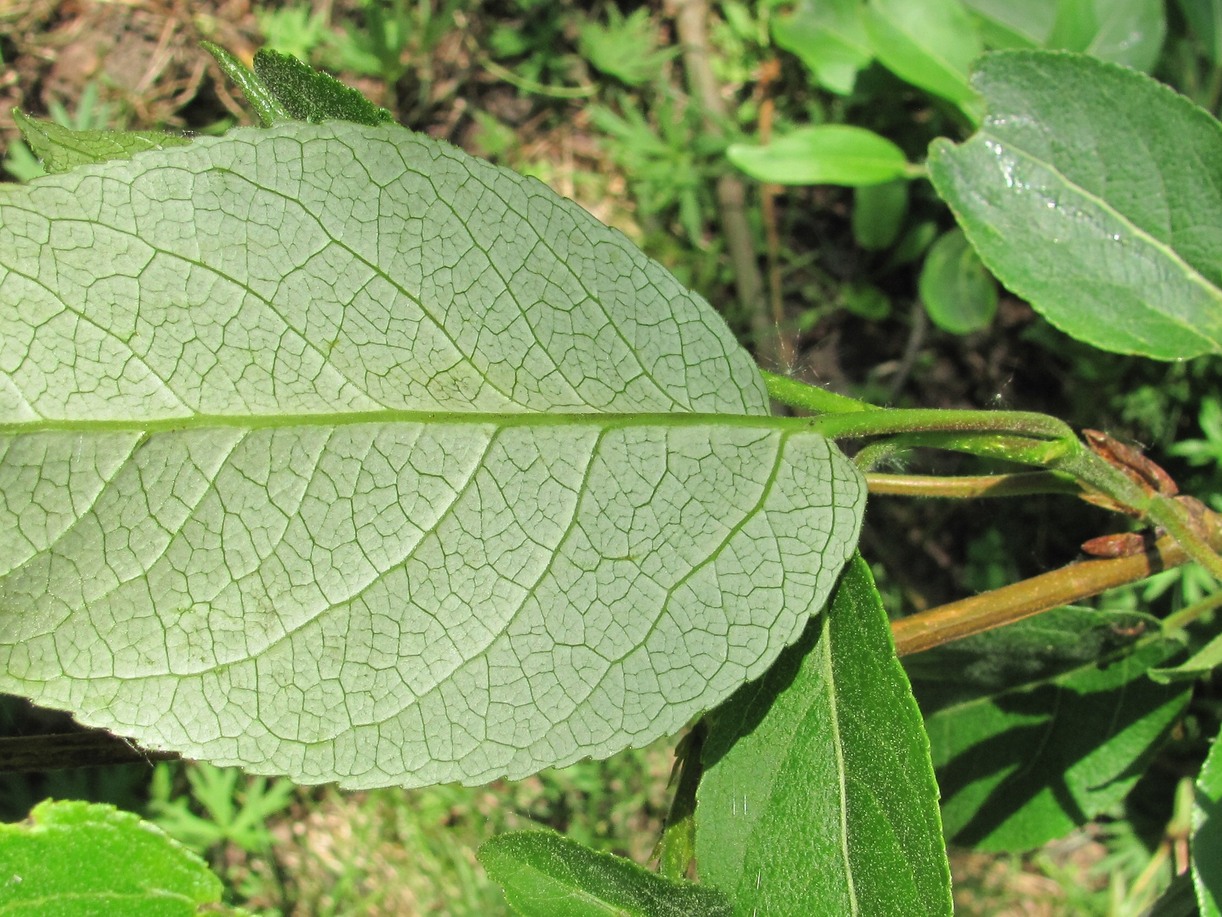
[768,371,1222,584]
[761,370,878,414]
[806,408,1075,446]
[478,55,596,99]
[1163,591,1222,635]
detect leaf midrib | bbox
[0,410,810,436]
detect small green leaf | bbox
[918,228,998,334]
[863,0,983,110]
[697,555,952,916]
[728,125,911,186]
[842,282,893,320]
[0,800,244,916]
[478,830,731,917]
[772,0,873,95]
[202,41,291,126]
[253,49,393,124]
[852,179,909,250]
[1194,729,1222,916]
[910,607,1191,851]
[13,112,189,174]
[928,51,1222,359]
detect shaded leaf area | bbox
[1151,628,1222,683]
[908,607,1191,852]
[929,51,1222,360]
[1194,728,1222,916]
[0,799,246,916]
[696,555,951,917]
[0,121,865,788]
[917,227,998,334]
[478,829,730,917]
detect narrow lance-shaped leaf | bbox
[696,555,951,916]
[1195,725,1222,917]
[928,51,1222,360]
[0,121,865,788]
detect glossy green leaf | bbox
[478,830,731,917]
[852,179,909,250]
[253,49,393,125]
[13,112,189,174]
[0,800,243,916]
[1195,728,1222,916]
[928,51,1222,360]
[772,0,872,95]
[1178,0,1222,64]
[918,228,998,334]
[696,556,951,917]
[728,125,911,186]
[863,0,983,109]
[0,121,865,789]
[909,607,1190,851]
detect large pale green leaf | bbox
[928,51,1222,360]
[478,830,731,917]
[1195,726,1222,917]
[909,607,1190,851]
[0,799,245,916]
[696,556,951,916]
[0,121,865,788]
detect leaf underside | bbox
[0,121,864,788]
